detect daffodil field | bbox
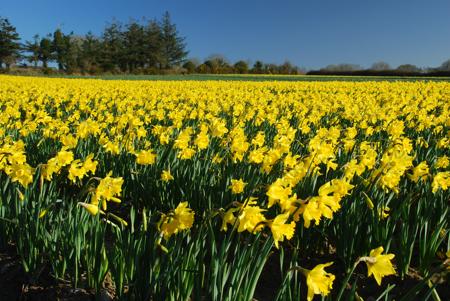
[0,75,449,300]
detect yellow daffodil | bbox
[229,178,247,194]
[78,202,101,216]
[268,212,295,248]
[301,262,336,301]
[135,150,157,165]
[432,172,450,193]
[161,169,174,182]
[159,202,195,239]
[362,246,396,285]
[93,173,124,210]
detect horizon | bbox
[2,0,450,69]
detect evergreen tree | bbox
[53,29,67,70]
[79,32,101,73]
[123,20,146,72]
[1,13,191,74]
[38,36,54,68]
[52,29,79,72]
[24,34,40,67]
[144,20,162,69]
[252,61,264,74]
[160,12,188,68]
[101,21,125,72]
[0,17,21,69]
[64,34,82,73]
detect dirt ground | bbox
[1,244,448,301]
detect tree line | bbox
[1,14,450,76]
[0,13,188,74]
[182,55,303,75]
[307,61,450,76]
[0,14,303,75]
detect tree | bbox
[0,17,21,69]
[265,63,279,74]
[204,54,230,74]
[233,60,248,74]
[322,64,362,72]
[438,59,450,71]
[396,64,421,73]
[53,29,67,70]
[24,34,40,67]
[79,32,101,73]
[182,60,197,73]
[195,63,210,74]
[160,11,188,68]
[101,21,125,72]
[52,29,79,72]
[123,20,146,72]
[252,60,264,74]
[38,36,54,68]
[144,20,162,69]
[279,60,298,74]
[371,61,391,71]
[64,35,82,73]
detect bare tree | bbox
[371,61,391,71]
[396,64,421,73]
[439,59,450,71]
[322,63,362,72]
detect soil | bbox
[0,245,94,301]
[1,244,448,301]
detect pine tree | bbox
[53,29,67,70]
[252,61,264,74]
[24,34,40,67]
[123,20,146,72]
[101,21,125,72]
[64,34,81,73]
[38,36,54,68]
[144,20,162,69]
[0,17,21,69]
[79,31,101,73]
[160,12,188,69]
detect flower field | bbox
[0,75,449,300]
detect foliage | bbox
[0,17,21,69]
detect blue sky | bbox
[1,0,450,69]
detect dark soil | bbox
[0,245,94,301]
[1,244,448,301]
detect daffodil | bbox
[432,172,450,193]
[408,161,429,183]
[268,212,295,249]
[92,173,124,210]
[229,178,247,194]
[161,169,174,182]
[221,207,239,231]
[78,202,101,216]
[362,246,396,285]
[236,199,266,233]
[303,262,335,301]
[435,156,449,169]
[159,202,195,239]
[135,150,157,165]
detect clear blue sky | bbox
[1,0,450,69]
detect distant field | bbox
[44,73,450,82]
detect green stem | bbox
[428,280,441,301]
[336,258,361,301]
